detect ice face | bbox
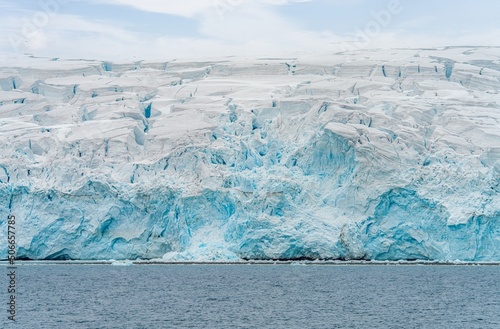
[0,48,499,261]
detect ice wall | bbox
[0,48,499,261]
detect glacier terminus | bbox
[0,47,499,262]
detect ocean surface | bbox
[2,264,499,328]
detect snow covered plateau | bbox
[0,47,499,262]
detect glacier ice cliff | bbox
[0,48,499,261]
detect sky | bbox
[0,0,499,60]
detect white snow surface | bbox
[0,48,499,261]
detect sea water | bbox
[2,264,499,328]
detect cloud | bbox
[92,0,312,18]
[0,11,141,56]
[0,5,336,60]
[15,0,330,59]
[198,1,337,53]
[93,0,213,18]
[1,0,498,61]
[396,15,436,29]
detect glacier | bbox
[0,47,499,262]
